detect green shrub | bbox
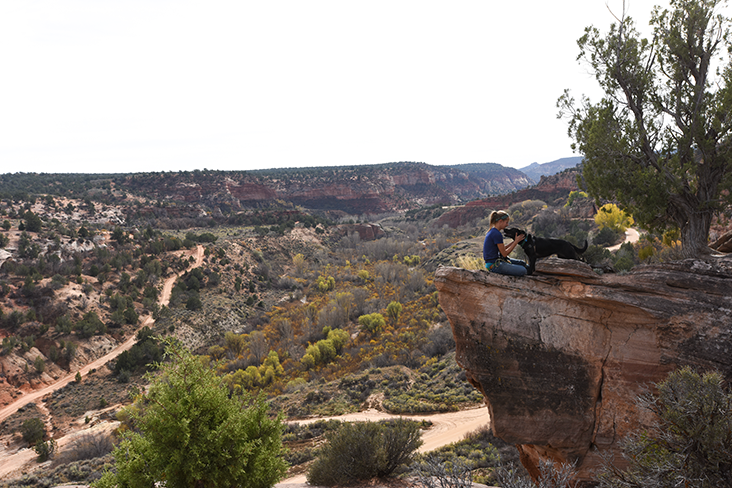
[34,438,57,462]
[583,245,612,266]
[358,313,386,336]
[21,417,45,446]
[307,419,422,486]
[93,340,287,488]
[74,311,105,338]
[613,255,635,272]
[34,356,45,374]
[594,226,622,246]
[186,294,202,311]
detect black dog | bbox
[503,228,588,274]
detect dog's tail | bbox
[574,240,588,254]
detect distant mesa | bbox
[0,158,582,219]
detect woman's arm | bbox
[497,234,524,257]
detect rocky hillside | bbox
[435,258,732,486]
[434,168,586,228]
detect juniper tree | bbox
[559,0,732,257]
[94,339,287,488]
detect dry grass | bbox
[453,254,485,271]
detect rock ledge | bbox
[435,257,732,484]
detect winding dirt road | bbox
[276,406,491,486]
[0,245,204,426]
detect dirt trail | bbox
[0,421,121,479]
[0,245,204,480]
[276,406,491,486]
[607,227,640,251]
[0,245,204,426]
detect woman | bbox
[483,210,529,276]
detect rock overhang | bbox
[435,257,732,485]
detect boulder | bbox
[434,258,732,485]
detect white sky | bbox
[0,1,725,174]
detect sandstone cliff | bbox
[435,258,732,485]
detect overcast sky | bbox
[0,1,726,174]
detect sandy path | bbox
[0,420,121,479]
[0,245,204,426]
[160,245,204,306]
[607,227,640,251]
[276,406,491,486]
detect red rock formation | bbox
[226,182,278,202]
[435,258,732,486]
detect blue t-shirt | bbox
[483,227,504,262]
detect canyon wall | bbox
[116,163,532,216]
[435,258,732,485]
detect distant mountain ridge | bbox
[519,156,583,184]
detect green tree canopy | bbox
[358,313,386,336]
[23,210,42,233]
[94,339,288,488]
[559,0,732,257]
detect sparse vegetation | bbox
[412,425,523,486]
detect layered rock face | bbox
[435,258,732,485]
[116,163,532,216]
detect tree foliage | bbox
[94,339,288,488]
[386,301,403,324]
[359,313,386,336]
[559,0,732,257]
[598,367,732,487]
[20,417,45,446]
[595,203,634,233]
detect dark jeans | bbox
[485,258,528,276]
